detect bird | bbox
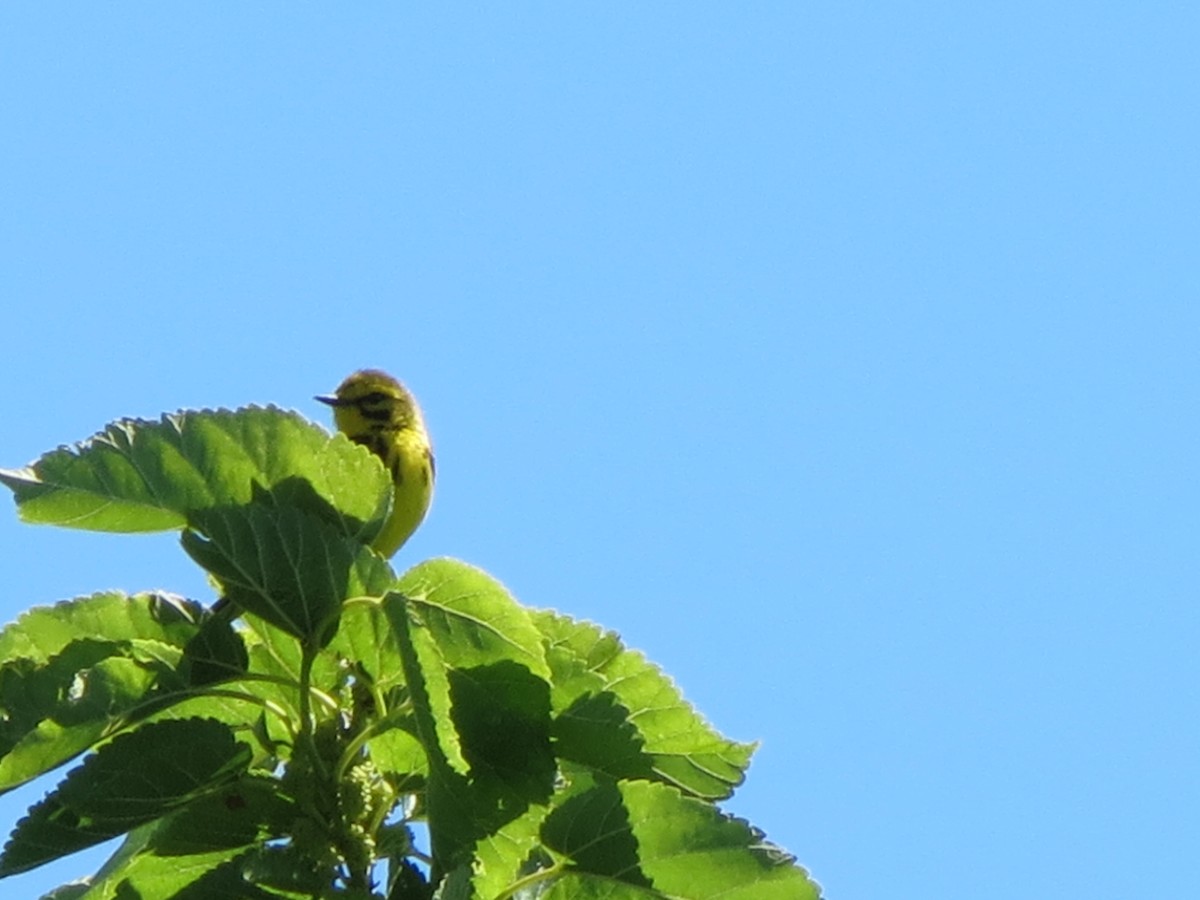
[316,369,435,557]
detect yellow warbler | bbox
[316,369,435,556]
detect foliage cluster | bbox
[0,406,820,899]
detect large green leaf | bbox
[182,502,395,645]
[397,559,550,678]
[541,778,821,899]
[376,559,555,877]
[391,559,552,785]
[0,406,391,543]
[535,610,754,801]
[349,559,552,778]
[0,718,251,876]
[67,775,293,900]
[0,592,201,666]
[0,594,215,793]
[0,647,169,793]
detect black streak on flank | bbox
[352,432,391,462]
[390,456,404,485]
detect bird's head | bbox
[316,369,418,433]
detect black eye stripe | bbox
[352,391,393,421]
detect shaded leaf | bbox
[365,560,561,877]
[542,778,821,899]
[67,777,294,900]
[238,841,333,897]
[0,718,107,798]
[136,681,276,745]
[162,858,280,900]
[624,780,820,899]
[365,727,427,787]
[0,718,251,876]
[182,502,394,645]
[41,883,91,900]
[535,610,754,800]
[0,593,205,791]
[382,559,551,779]
[180,612,250,686]
[540,777,651,889]
[535,876,663,898]
[386,857,433,900]
[0,638,182,793]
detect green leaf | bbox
[68,776,293,900]
[173,613,350,754]
[386,559,552,776]
[0,718,251,876]
[398,560,550,679]
[180,611,250,686]
[163,861,282,899]
[535,610,754,800]
[365,727,427,786]
[0,638,183,793]
[136,679,277,740]
[541,778,821,899]
[340,559,553,780]
[0,592,201,667]
[400,563,552,772]
[0,593,207,791]
[469,802,551,900]
[40,882,91,900]
[628,779,820,899]
[238,842,334,897]
[182,502,395,645]
[330,598,407,693]
[0,718,107,797]
[379,560,556,877]
[540,775,652,889]
[330,599,431,785]
[0,406,391,543]
[535,877,663,898]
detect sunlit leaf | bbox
[376,560,556,876]
[536,610,754,800]
[542,778,820,899]
[0,406,390,545]
[0,592,200,667]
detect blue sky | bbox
[2,5,1196,898]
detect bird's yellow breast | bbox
[373,425,434,557]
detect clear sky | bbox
[1,5,1196,898]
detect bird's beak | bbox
[315,394,344,407]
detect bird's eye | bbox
[354,391,395,421]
